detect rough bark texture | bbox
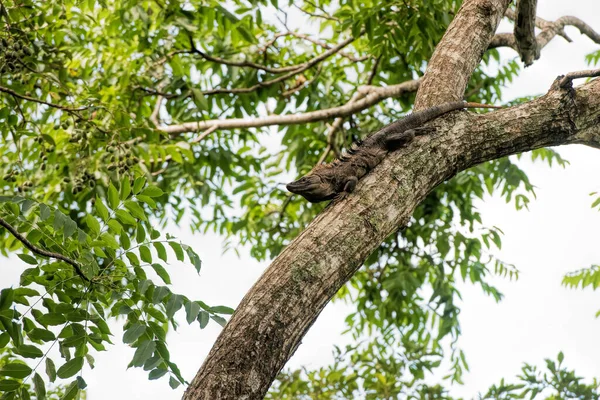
[514,0,540,66]
[184,77,600,400]
[183,0,600,398]
[414,0,510,110]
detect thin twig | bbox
[141,34,362,98]
[0,85,88,112]
[558,68,600,87]
[0,216,89,281]
[191,125,219,144]
[150,95,163,127]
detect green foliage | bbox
[0,0,595,397]
[269,352,600,399]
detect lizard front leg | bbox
[334,176,358,203]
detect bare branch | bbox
[188,35,305,74]
[159,79,421,134]
[513,0,539,66]
[0,85,88,112]
[190,125,219,144]
[490,13,600,54]
[199,34,360,96]
[558,68,600,88]
[150,96,163,127]
[504,8,572,42]
[0,217,90,281]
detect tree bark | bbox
[183,0,600,398]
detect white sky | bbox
[2,1,600,398]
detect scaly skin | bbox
[286,101,500,203]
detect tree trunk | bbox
[183,0,600,398]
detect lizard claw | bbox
[333,191,348,204]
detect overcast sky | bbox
[2,1,600,399]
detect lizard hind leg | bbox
[385,126,437,151]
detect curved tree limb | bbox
[159,79,421,135]
[489,13,600,53]
[183,72,600,400]
[0,217,89,281]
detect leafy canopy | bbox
[0,0,598,399]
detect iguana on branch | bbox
[286,101,501,203]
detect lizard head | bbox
[286,167,337,203]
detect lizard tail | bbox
[463,102,502,109]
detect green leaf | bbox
[0,379,20,392]
[148,368,168,380]
[169,376,181,389]
[124,200,147,221]
[17,253,38,265]
[0,363,32,379]
[115,209,137,226]
[28,328,56,342]
[0,332,10,348]
[108,182,120,209]
[53,210,66,232]
[120,176,131,200]
[140,186,163,197]
[210,305,235,315]
[154,242,167,262]
[185,301,200,324]
[132,177,146,194]
[211,315,227,327]
[33,373,46,400]
[150,263,171,284]
[39,203,51,220]
[95,198,109,221]
[185,246,202,273]
[166,294,183,319]
[0,288,13,310]
[15,344,44,358]
[137,195,156,208]
[191,88,208,111]
[198,311,209,329]
[168,242,184,262]
[38,313,66,326]
[136,225,146,243]
[60,380,79,400]
[46,358,57,382]
[152,286,170,304]
[140,245,152,263]
[76,376,87,389]
[131,340,156,367]
[84,215,100,237]
[123,323,146,344]
[57,357,84,379]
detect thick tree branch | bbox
[414,0,511,109]
[0,217,89,281]
[184,75,600,400]
[513,0,539,66]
